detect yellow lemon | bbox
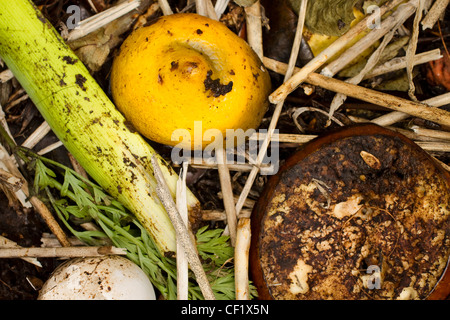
[111,13,271,150]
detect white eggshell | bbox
[38,255,156,300]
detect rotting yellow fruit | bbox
[111,13,271,150]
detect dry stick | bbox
[37,141,64,156]
[21,121,51,149]
[234,218,251,300]
[245,1,263,60]
[406,0,425,101]
[371,92,450,126]
[263,57,450,127]
[0,167,24,191]
[158,0,174,15]
[0,246,126,258]
[0,235,41,267]
[421,0,450,29]
[234,0,307,216]
[0,103,14,142]
[28,196,72,248]
[416,141,450,152]
[205,0,219,20]
[323,0,419,77]
[217,148,237,246]
[195,0,208,17]
[0,69,13,83]
[178,160,269,172]
[67,0,141,41]
[151,155,215,300]
[269,0,406,104]
[364,48,442,79]
[202,209,252,221]
[176,162,189,300]
[214,0,230,18]
[411,125,450,141]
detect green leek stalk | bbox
[0,0,200,254]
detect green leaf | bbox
[288,0,362,36]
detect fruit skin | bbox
[111,13,271,150]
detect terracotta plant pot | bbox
[250,124,450,300]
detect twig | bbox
[201,209,252,221]
[421,0,449,30]
[29,196,72,247]
[234,217,251,300]
[371,92,450,126]
[0,103,14,143]
[268,0,406,104]
[416,141,450,152]
[250,132,317,144]
[364,49,442,79]
[214,0,230,18]
[217,148,237,246]
[0,235,42,267]
[21,121,51,149]
[406,0,425,101]
[151,155,215,300]
[0,69,13,83]
[263,57,450,127]
[0,167,24,191]
[67,0,141,41]
[234,0,307,216]
[0,246,126,258]
[176,162,189,300]
[158,0,174,15]
[244,1,263,59]
[40,232,85,247]
[411,125,450,141]
[195,0,217,19]
[37,141,64,155]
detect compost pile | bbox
[0,0,449,300]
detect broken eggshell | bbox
[38,255,156,300]
[250,124,450,300]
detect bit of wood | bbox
[66,0,141,41]
[151,155,215,300]
[201,209,252,221]
[235,217,251,300]
[371,92,450,126]
[21,121,51,149]
[0,168,24,191]
[0,235,42,267]
[364,49,442,79]
[217,148,237,246]
[245,1,263,59]
[158,0,173,15]
[176,162,189,300]
[29,196,72,248]
[421,0,449,30]
[0,246,126,258]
